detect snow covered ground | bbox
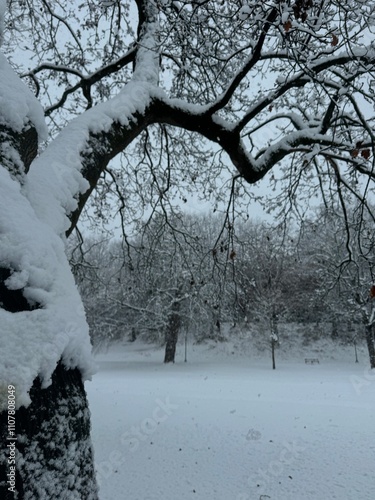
[86,340,375,500]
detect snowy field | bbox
[86,340,375,500]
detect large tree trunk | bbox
[271,338,276,370]
[365,324,375,369]
[164,298,181,364]
[270,310,278,370]
[0,269,98,499]
[0,363,98,499]
[164,312,180,363]
[0,88,98,496]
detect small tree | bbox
[164,289,183,363]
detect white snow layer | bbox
[88,341,375,500]
[0,54,93,411]
[0,54,47,140]
[0,167,94,410]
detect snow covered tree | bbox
[305,207,375,366]
[1,0,375,497]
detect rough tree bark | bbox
[365,324,375,369]
[271,311,278,370]
[164,296,181,364]
[358,294,375,370]
[0,363,97,499]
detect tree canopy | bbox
[4,0,375,237]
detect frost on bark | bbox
[0,364,98,500]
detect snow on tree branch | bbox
[0,57,93,411]
[25,0,162,236]
[25,81,162,236]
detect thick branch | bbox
[67,84,372,238]
[67,107,156,236]
[42,48,137,116]
[234,50,375,133]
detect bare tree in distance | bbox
[1,0,375,496]
[301,207,375,367]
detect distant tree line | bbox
[69,206,375,367]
